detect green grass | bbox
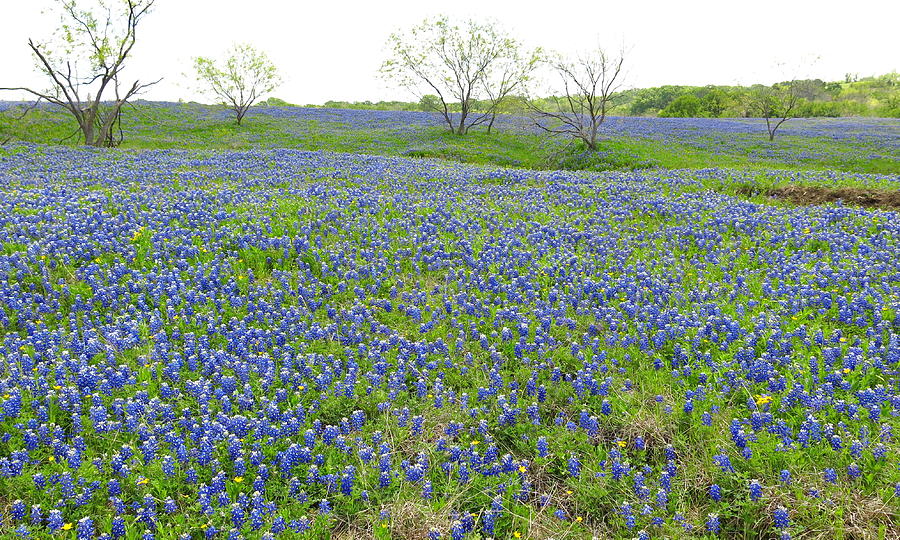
[3,102,898,176]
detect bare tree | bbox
[381,16,536,135]
[528,47,625,151]
[1,0,159,147]
[747,80,801,141]
[481,47,541,133]
[193,43,281,125]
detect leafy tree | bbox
[1,0,159,147]
[381,16,538,135]
[193,44,281,125]
[418,95,442,113]
[700,88,730,117]
[528,46,626,151]
[659,94,703,117]
[628,85,683,116]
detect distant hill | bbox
[292,73,899,118]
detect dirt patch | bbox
[333,501,453,540]
[737,184,900,210]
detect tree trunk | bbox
[486,113,496,134]
[96,103,124,147]
[457,106,468,135]
[81,109,96,146]
[587,128,598,152]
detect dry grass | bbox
[619,405,676,451]
[333,500,454,540]
[766,492,899,540]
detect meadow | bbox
[3,102,899,175]
[0,104,899,539]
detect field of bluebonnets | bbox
[1,105,900,540]
[3,102,899,175]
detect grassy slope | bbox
[2,103,899,176]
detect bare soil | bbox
[736,184,900,210]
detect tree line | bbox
[316,75,899,121]
[2,1,896,149]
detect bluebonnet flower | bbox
[779,469,791,486]
[76,517,95,540]
[749,479,763,501]
[713,451,735,473]
[773,506,789,529]
[111,516,126,538]
[537,436,549,458]
[47,511,64,532]
[10,500,26,521]
[568,455,581,478]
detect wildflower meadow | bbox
[0,139,898,538]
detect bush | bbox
[795,100,841,117]
[659,94,703,118]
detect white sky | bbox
[1,0,897,105]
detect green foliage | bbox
[193,43,281,125]
[236,73,900,120]
[659,94,703,118]
[380,15,539,135]
[700,88,730,117]
[624,74,899,118]
[259,97,298,107]
[626,85,686,116]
